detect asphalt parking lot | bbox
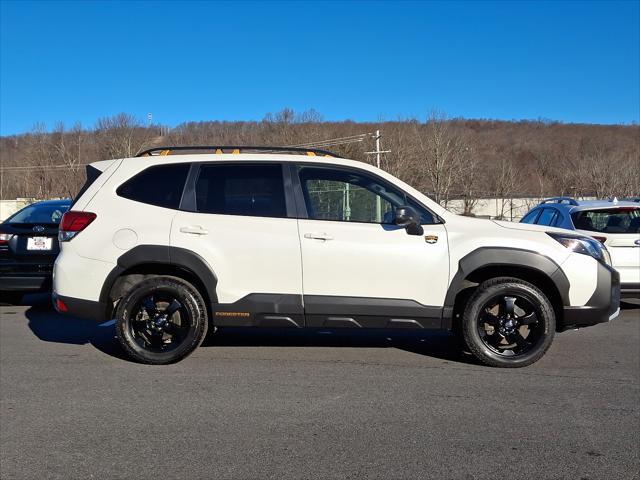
[0,295,638,480]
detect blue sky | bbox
[0,0,638,135]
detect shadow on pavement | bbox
[620,299,640,310]
[24,295,130,361]
[204,328,477,364]
[21,294,476,365]
[26,294,638,366]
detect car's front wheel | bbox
[462,277,556,368]
[115,276,208,364]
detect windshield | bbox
[6,203,70,224]
[571,208,640,234]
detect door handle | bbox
[179,226,209,235]
[304,232,333,241]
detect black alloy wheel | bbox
[477,294,544,357]
[462,277,556,368]
[115,276,208,364]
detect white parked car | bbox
[53,146,620,367]
[521,198,639,298]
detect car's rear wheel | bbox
[462,277,555,368]
[115,276,208,364]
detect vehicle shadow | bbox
[25,301,131,361]
[204,327,477,365]
[20,293,640,364]
[23,295,476,365]
[620,299,640,310]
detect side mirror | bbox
[395,206,424,235]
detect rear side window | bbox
[117,163,190,209]
[536,208,557,226]
[552,212,564,227]
[521,209,540,224]
[571,208,640,233]
[195,163,287,218]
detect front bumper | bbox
[561,262,620,331]
[0,275,51,292]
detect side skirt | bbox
[212,293,444,330]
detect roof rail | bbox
[135,145,341,158]
[539,197,579,206]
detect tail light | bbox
[59,211,96,242]
[0,233,13,245]
[55,297,69,313]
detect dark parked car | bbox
[0,199,71,304]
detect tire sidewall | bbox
[463,281,556,367]
[116,278,207,364]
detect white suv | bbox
[53,146,621,367]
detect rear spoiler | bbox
[70,163,112,207]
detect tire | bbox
[0,291,23,305]
[115,276,208,364]
[461,277,556,368]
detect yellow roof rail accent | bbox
[160,150,170,156]
[215,149,223,154]
[232,149,240,154]
[306,151,316,156]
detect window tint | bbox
[552,212,564,227]
[571,208,640,234]
[298,166,435,224]
[7,203,70,224]
[195,163,286,218]
[536,208,557,226]
[521,209,540,224]
[117,163,190,209]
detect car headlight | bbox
[547,232,611,265]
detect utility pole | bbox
[365,130,391,222]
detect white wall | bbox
[446,197,542,221]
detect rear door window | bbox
[195,163,287,218]
[117,163,190,209]
[571,208,640,233]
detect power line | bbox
[1,164,87,172]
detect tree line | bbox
[0,110,638,214]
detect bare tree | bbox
[95,113,148,159]
[491,157,518,220]
[1,112,639,204]
[457,144,481,215]
[414,112,470,207]
[51,122,86,197]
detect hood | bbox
[492,220,573,235]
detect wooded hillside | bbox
[1,110,638,214]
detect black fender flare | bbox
[444,247,571,309]
[99,245,218,305]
